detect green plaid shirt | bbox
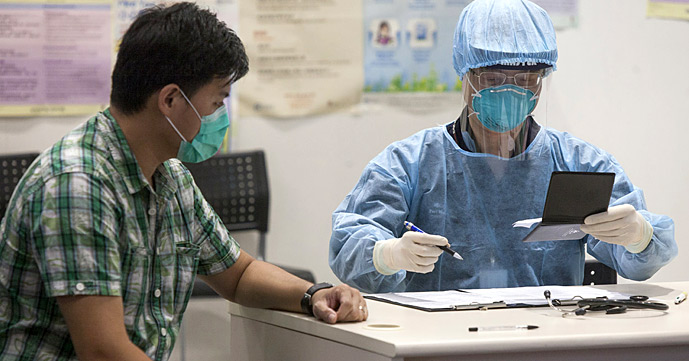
[0,109,240,361]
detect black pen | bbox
[404,221,463,260]
[469,325,538,332]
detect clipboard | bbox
[364,293,507,312]
[521,171,615,242]
[364,286,631,312]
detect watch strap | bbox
[300,282,333,316]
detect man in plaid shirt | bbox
[0,3,367,360]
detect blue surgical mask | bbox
[165,90,229,163]
[469,80,537,133]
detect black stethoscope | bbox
[544,290,669,317]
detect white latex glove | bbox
[580,204,653,253]
[373,232,448,275]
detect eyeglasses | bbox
[472,70,542,88]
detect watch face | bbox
[301,293,313,315]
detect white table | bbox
[229,281,689,360]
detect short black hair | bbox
[110,2,248,114]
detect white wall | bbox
[1,0,687,287]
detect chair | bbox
[583,259,617,285]
[184,150,315,297]
[0,153,40,221]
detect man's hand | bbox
[580,204,653,253]
[373,232,447,274]
[202,252,368,323]
[310,284,368,324]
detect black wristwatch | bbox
[300,282,334,316]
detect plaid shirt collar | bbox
[101,108,178,199]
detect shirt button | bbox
[148,208,156,216]
[75,283,85,291]
[161,328,167,337]
[154,289,161,298]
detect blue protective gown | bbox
[329,124,677,293]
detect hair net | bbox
[453,0,558,79]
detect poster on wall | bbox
[0,0,111,117]
[238,0,364,118]
[362,0,469,114]
[647,0,689,20]
[362,0,577,115]
[532,0,579,29]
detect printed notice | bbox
[362,0,469,114]
[0,1,111,117]
[363,0,469,94]
[238,0,364,118]
[532,0,579,29]
[647,0,689,20]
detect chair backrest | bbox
[184,150,270,259]
[185,150,280,296]
[185,150,317,291]
[583,259,617,285]
[1,153,40,221]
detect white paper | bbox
[373,290,500,310]
[512,218,542,228]
[368,285,632,310]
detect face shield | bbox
[444,65,556,288]
[454,65,552,159]
[438,0,564,288]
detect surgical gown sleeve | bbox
[553,133,678,281]
[586,175,677,281]
[330,138,422,293]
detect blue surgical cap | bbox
[453,0,558,79]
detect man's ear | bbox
[158,84,182,118]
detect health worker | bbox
[329,0,677,293]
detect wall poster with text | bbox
[0,0,111,117]
[238,0,364,118]
[362,0,470,114]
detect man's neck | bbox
[109,106,173,186]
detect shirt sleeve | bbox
[190,178,240,276]
[27,172,123,297]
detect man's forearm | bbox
[75,341,151,361]
[56,295,153,361]
[234,260,311,312]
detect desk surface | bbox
[229,282,689,360]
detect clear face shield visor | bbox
[456,66,552,159]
